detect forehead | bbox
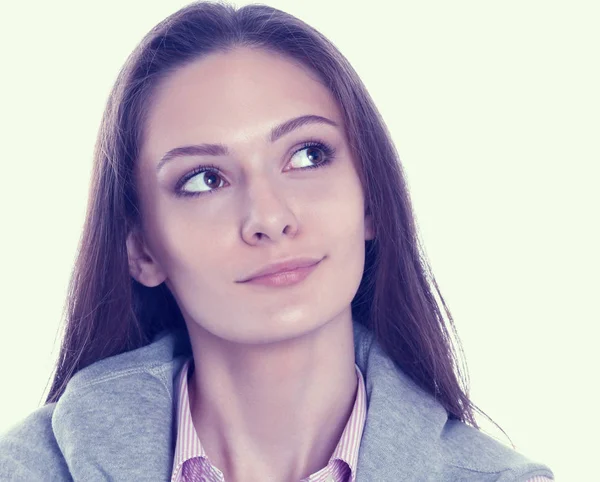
[142,47,343,160]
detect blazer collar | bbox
[52,322,447,481]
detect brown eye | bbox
[289,145,328,169]
[203,172,221,187]
[178,168,226,195]
[307,147,323,162]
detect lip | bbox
[238,257,323,284]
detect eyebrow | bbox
[155,114,339,172]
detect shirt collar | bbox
[171,357,367,482]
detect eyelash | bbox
[173,139,337,198]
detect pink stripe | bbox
[171,359,367,482]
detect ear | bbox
[364,213,375,241]
[125,227,167,288]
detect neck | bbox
[187,313,358,482]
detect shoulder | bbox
[355,326,554,480]
[0,403,72,481]
[62,329,189,398]
[0,330,189,482]
[440,420,554,480]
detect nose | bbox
[240,175,299,245]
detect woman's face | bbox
[129,47,374,345]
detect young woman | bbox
[0,2,554,481]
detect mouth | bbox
[239,258,323,288]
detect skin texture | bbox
[126,46,374,481]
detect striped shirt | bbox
[171,359,367,482]
[170,357,553,482]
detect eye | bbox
[288,142,335,170]
[289,144,328,170]
[176,166,226,196]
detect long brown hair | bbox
[45,0,495,432]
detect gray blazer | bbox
[0,322,554,481]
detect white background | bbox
[1,1,598,480]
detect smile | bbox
[240,259,321,288]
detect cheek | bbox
[311,173,366,241]
[146,200,236,282]
[138,163,230,255]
